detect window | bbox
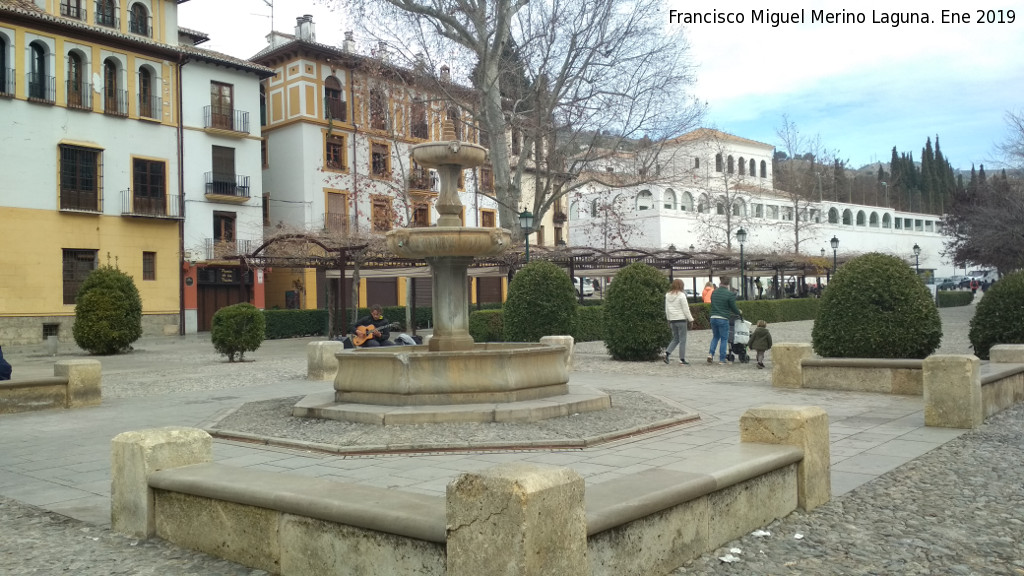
[67,52,87,108]
[370,142,389,176]
[129,3,150,36]
[132,158,166,215]
[371,197,392,231]
[727,155,734,174]
[409,99,428,139]
[767,205,779,219]
[369,88,388,131]
[749,159,756,176]
[0,36,9,96]
[663,189,676,210]
[138,67,157,118]
[213,211,236,242]
[325,191,348,233]
[103,58,125,115]
[208,146,246,197]
[261,138,269,168]
[760,160,767,178]
[325,134,347,171]
[480,166,493,193]
[738,157,745,176]
[59,144,101,211]
[680,191,694,212]
[62,249,97,304]
[60,0,84,19]
[856,211,866,226]
[554,226,563,246]
[29,42,52,101]
[259,84,267,126]
[843,209,853,225]
[263,193,270,226]
[324,76,346,121]
[882,213,892,229]
[412,204,430,227]
[142,252,156,280]
[480,209,496,228]
[694,157,700,169]
[715,153,722,172]
[536,226,545,246]
[96,0,117,27]
[754,203,764,218]
[828,208,839,223]
[210,81,233,129]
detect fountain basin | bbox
[387,227,510,259]
[411,141,487,169]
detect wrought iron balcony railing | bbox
[204,172,251,199]
[203,105,250,134]
[120,190,182,218]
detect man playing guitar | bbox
[350,304,395,347]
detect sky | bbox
[179,0,1023,171]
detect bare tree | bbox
[690,135,754,252]
[334,0,703,239]
[772,115,831,254]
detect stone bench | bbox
[111,405,829,576]
[0,360,101,414]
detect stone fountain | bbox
[293,121,610,425]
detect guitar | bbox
[351,322,401,346]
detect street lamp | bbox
[518,209,534,262]
[913,243,921,276]
[830,235,839,273]
[736,228,747,300]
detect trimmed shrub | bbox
[812,253,941,359]
[72,265,143,355]
[603,263,670,361]
[212,303,266,362]
[937,290,973,308]
[503,260,579,342]
[969,271,1024,359]
[469,309,504,342]
[263,309,329,339]
[574,305,605,342]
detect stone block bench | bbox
[0,359,101,414]
[111,405,829,575]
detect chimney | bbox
[376,41,389,63]
[295,14,315,42]
[343,31,355,52]
[440,64,450,83]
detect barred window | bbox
[62,249,97,304]
[59,144,101,211]
[142,252,156,280]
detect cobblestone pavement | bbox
[3,299,1021,575]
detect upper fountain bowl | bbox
[411,140,488,170]
[387,226,510,259]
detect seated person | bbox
[350,305,394,347]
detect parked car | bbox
[573,276,595,297]
[937,278,957,290]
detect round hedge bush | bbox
[503,260,578,342]
[969,270,1024,359]
[72,265,143,355]
[811,252,941,359]
[211,302,266,362]
[602,262,670,361]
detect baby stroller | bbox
[726,315,751,364]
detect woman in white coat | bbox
[664,279,695,365]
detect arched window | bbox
[693,157,700,169]
[96,0,117,28]
[738,157,746,175]
[67,51,85,107]
[129,3,150,36]
[733,199,746,217]
[29,41,49,100]
[856,210,866,226]
[138,66,154,118]
[680,191,694,212]
[637,189,653,211]
[727,155,734,174]
[869,212,880,227]
[828,207,839,223]
[749,159,756,176]
[590,199,598,216]
[715,153,722,172]
[103,58,123,115]
[882,213,892,229]
[842,209,853,225]
[760,160,767,178]
[324,76,345,121]
[663,188,677,210]
[697,195,709,213]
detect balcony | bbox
[204,238,254,260]
[553,211,568,224]
[322,212,354,236]
[325,96,346,122]
[139,93,162,120]
[203,106,250,135]
[60,2,85,20]
[94,3,118,28]
[1,69,14,97]
[60,189,102,213]
[26,73,55,103]
[66,81,92,110]
[103,89,128,117]
[120,190,182,219]
[204,172,251,202]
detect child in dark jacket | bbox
[748,320,773,369]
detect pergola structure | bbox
[237,233,841,335]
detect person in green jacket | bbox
[748,320,773,369]
[708,277,742,364]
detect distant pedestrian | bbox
[748,320,773,369]
[708,277,742,365]
[971,279,979,294]
[755,278,764,300]
[701,281,715,303]
[0,346,11,381]
[664,279,695,365]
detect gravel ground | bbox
[5,300,1020,575]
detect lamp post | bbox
[736,228,747,300]
[830,235,839,274]
[913,243,921,276]
[518,209,534,262]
